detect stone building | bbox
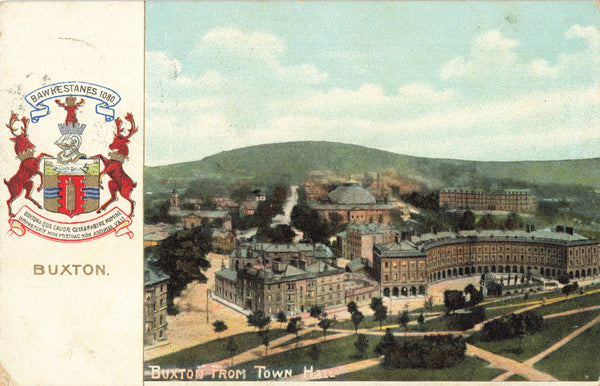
[214,261,345,314]
[373,241,428,297]
[373,227,599,297]
[144,264,170,346]
[211,229,236,253]
[310,185,395,225]
[439,188,535,213]
[345,222,396,261]
[177,210,232,230]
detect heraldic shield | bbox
[43,158,100,217]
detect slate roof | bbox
[144,264,170,287]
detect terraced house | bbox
[374,227,599,297]
[439,188,535,213]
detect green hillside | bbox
[144,141,600,193]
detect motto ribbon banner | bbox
[24,81,121,123]
[7,205,134,242]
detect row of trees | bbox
[443,284,484,315]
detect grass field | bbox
[274,330,324,348]
[227,334,382,380]
[534,291,600,317]
[146,329,287,368]
[468,310,600,362]
[340,356,504,381]
[535,322,600,381]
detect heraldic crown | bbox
[58,122,86,135]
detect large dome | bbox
[328,185,376,205]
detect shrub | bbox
[381,335,466,369]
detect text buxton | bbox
[33,264,108,276]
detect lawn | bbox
[468,310,600,362]
[228,334,382,380]
[534,291,600,317]
[535,322,600,381]
[473,288,600,321]
[340,356,504,381]
[275,330,323,348]
[146,329,287,368]
[334,314,408,330]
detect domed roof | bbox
[328,185,376,205]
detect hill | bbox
[144,141,600,194]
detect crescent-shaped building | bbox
[374,227,599,297]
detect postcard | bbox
[1,1,600,386]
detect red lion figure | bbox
[91,113,138,217]
[4,112,52,216]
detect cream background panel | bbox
[0,2,144,385]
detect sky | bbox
[145,2,600,166]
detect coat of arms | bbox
[5,81,137,241]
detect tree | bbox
[562,282,579,297]
[259,224,296,243]
[504,212,523,230]
[225,337,238,367]
[464,284,483,307]
[276,311,288,328]
[417,313,425,329]
[307,344,321,365]
[318,316,334,339]
[423,296,434,312]
[557,272,570,285]
[153,226,213,314]
[247,310,271,332]
[212,320,227,339]
[375,328,397,367]
[477,213,496,230]
[309,305,324,320]
[459,210,476,230]
[370,297,384,313]
[286,317,302,345]
[373,304,388,330]
[291,202,330,243]
[351,310,364,334]
[260,329,271,356]
[398,310,410,331]
[444,290,466,314]
[354,334,369,358]
[347,301,358,316]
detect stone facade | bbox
[439,188,535,213]
[214,262,345,315]
[144,264,169,346]
[346,222,396,261]
[373,228,599,297]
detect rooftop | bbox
[328,185,376,205]
[144,264,170,287]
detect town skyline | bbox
[146,2,600,166]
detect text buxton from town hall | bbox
[148,365,337,381]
